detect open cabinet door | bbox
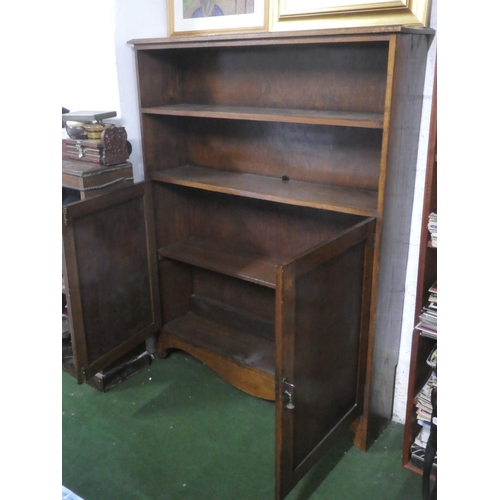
[62,181,161,384]
[275,218,375,500]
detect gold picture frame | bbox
[268,0,431,31]
[169,0,268,36]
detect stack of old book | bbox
[410,345,437,475]
[416,281,437,339]
[428,212,437,247]
[61,110,134,203]
[62,110,131,167]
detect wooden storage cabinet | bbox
[62,27,431,500]
[154,182,373,399]
[151,184,375,500]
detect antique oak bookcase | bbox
[62,27,432,500]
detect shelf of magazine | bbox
[410,343,437,474]
[416,281,437,339]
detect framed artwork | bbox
[169,0,268,36]
[268,0,431,31]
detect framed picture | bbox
[269,0,431,31]
[169,0,268,36]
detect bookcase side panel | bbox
[135,50,182,108]
[140,115,186,177]
[366,33,431,444]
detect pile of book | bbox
[428,212,437,247]
[416,281,437,339]
[410,345,437,475]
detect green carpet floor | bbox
[62,351,423,500]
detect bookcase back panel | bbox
[153,183,364,259]
[156,261,275,337]
[136,50,181,109]
[142,115,382,190]
[137,43,389,114]
[193,268,276,329]
[157,259,192,324]
[183,118,382,191]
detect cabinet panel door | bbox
[62,181,161,383]
[275,218,375,499]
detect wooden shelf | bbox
[151,165,378,217]
[163,311,275,373]
[158,238,279,289]
[160,310,275,400]
[142,104,384,129]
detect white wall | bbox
[113,0,168,180]
[60,1,121,115]
[60,0,168,180]
[60,0,437,424]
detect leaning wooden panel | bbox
[62,182,161,383]
[275,218,376,500]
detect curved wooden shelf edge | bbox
[156,330,276,401]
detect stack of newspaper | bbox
[410,345,437,474]
[416,281,437,339]
[416,371,437,426]
[428,212,437,247]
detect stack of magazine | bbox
[428,212,437,247]
[410,345,437,475]
[416,281,437,339]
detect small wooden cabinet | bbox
[62,27,433,500]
